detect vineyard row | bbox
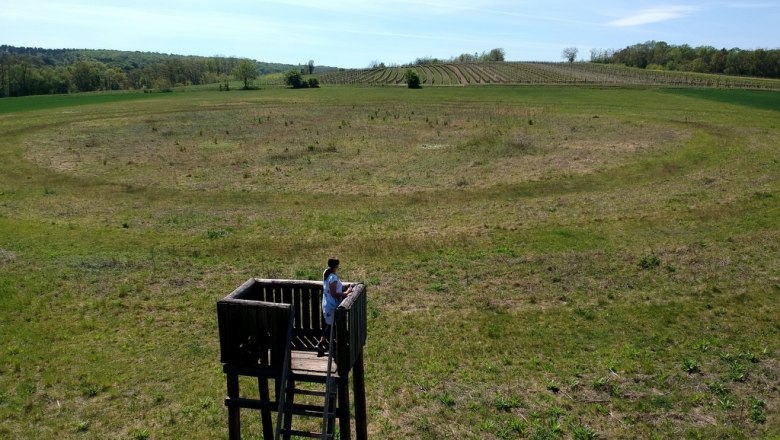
[317,62,780,89]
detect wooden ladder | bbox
[275,317,338,440]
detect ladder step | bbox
[293,388,335,398]
[280,428,333,439]
[283,403,337,418]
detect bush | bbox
[284,70,305,88]
[307,77,319,88]
[405,69,421,89]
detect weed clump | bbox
[639,255,661,269]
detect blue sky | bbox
[2,1,779,68]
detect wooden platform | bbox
[218,279,367,440]
[291,350,339,378]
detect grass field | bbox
[0,85,778,439]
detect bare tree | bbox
[562,47,579,63]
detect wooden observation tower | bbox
[217,278,368,440]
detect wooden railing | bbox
[336,283,367,373]
[216,297,292,371]
[219,278,367,374]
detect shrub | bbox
[307,77,320,88]
[572,424,599,440]
[405,69,421,89]
[494,393,521,411]
[75,420,90,432]
[284,70,306,88]
[639,254,661,269]
[682,358,701,373]
[750,397,767,423]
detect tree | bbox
[307,59,315,75]
[405,69,421,89]
[284,69,305,88]
[486,48,506,62]
[562,47,578,63]
[233,59,258,89]
[70,60,105,92]
[104,67,128,90]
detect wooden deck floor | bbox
[291,350,339,378]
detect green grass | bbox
[0,86,778,439]
[664,88,780,112]
[0,91,158,114]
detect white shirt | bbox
[322,272,343,324]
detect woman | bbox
[317,257,352,354]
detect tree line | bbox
[0,46,307,97]
[412,48,506,66]
[368,48,506,69]
[590,41,780,79]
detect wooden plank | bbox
[338,379,351,440]
[309,287,321,332]
[254,278,323,289]
[228,302,243,364]
[290,350,339,377]
[217,301,230,363]
[335,309,349,372]
[258,378,274,440]
[261,306,273,367]
[223,278,257,301]
[261,284,271,302]
[221,298,291,309]
[353,354,368,440]
[338,283,363,310]
[294,286,304,330]
[268,306,282,368]
[282,285,293,308]
[226,373,241,440]
[301,286,311,331]
[254,304,266,366]
[241,304,256,366]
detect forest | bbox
[0,46,314,97]
[591,41,780,78]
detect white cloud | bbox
[610,5,698,27]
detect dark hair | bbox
[323,258,339,281]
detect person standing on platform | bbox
[318,257,352,354]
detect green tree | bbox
[70,60,105,92]
[486,48,506,62]
[405,69,421,89]
[233,59,258,89]
[284,69,306,88]
[104,67,128,90]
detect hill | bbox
[0,45,337,74]
[319,62,780,89]
[0,45,337,97]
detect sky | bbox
[2,1,779,68]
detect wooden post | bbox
[338,379,351,440]
[258,378,273,440]
[227,372,240,440]
[353,354,368,440]
[283,378,294,440]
